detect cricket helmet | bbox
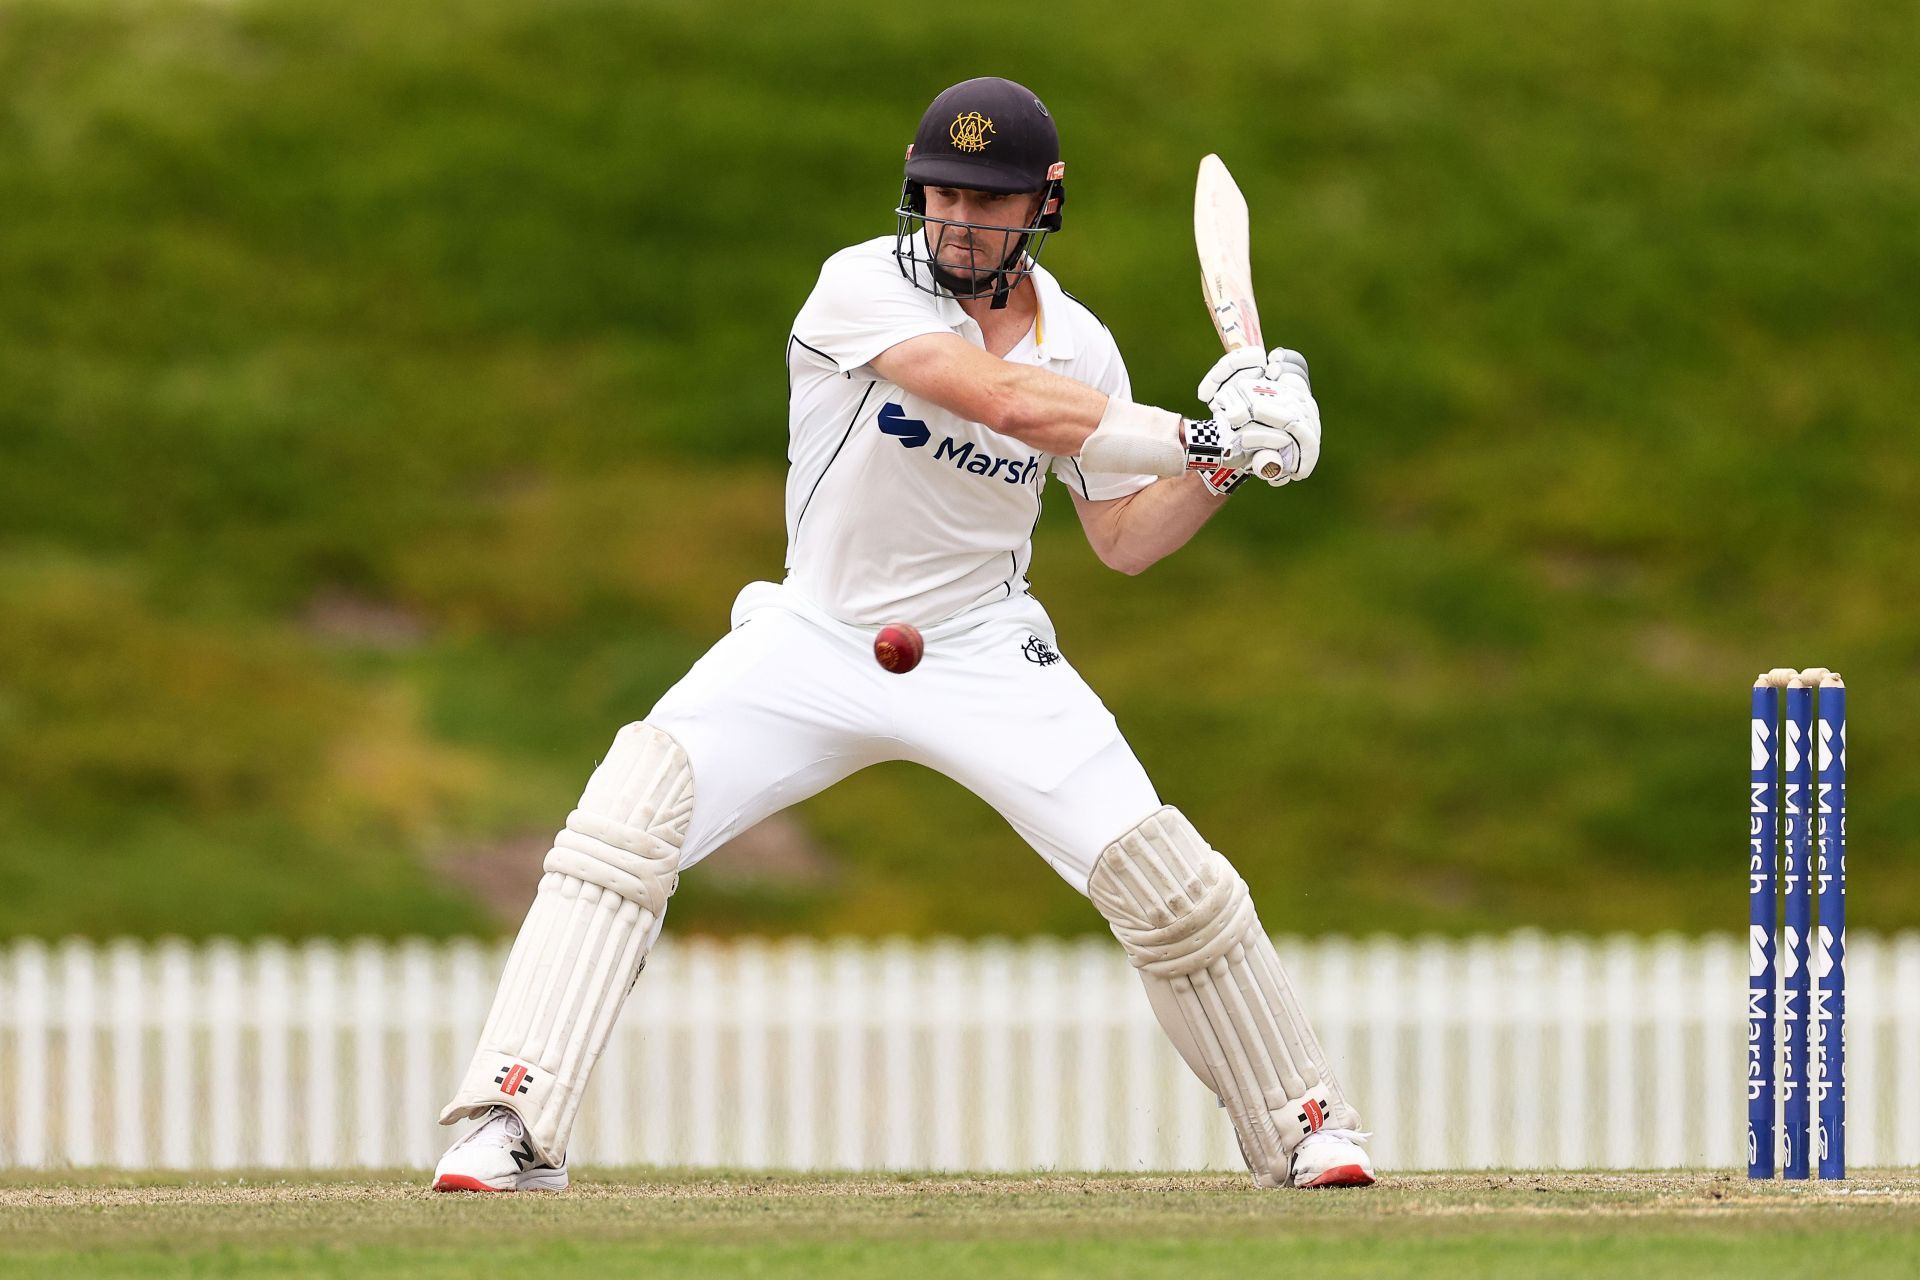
[894,77,1066,308]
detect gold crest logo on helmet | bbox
[949,111,995,153]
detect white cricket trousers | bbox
[647,580,1162,895]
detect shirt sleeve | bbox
[1051,330,1161,502]
[790,242,957,375]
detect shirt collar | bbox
[1026,261,1079,361]
[939,263,1079,363]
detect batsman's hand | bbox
[1196,347,1322,486]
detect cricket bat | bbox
[1194,154,1294,483]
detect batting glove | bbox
[1196,347,1322,487]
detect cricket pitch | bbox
[4,1168,1917,1278]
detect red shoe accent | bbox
[1302,1163,1376,1188]
[432,1173,504,1193]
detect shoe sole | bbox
[1300,1164,1377,1188]
[432,1173,505,1193]
[432,1172,570,1193]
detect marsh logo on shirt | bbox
[877,402,931,448]
[879,402,1040,486]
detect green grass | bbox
[4,1170,1919,1278]
[1,0,1917,937]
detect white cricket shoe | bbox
[431,1106,569,1193]
[1290,1127,1377,1188]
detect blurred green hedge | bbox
[2,0,1915,937]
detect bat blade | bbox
[1195,153,1263,353]
[1194,154,1289,481]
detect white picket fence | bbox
[3,933,1918,1173]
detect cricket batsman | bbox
[432,76,1376,1192]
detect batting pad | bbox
[439,721,694,1164]
[1088,806,1360,1186]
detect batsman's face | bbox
[925,186,1042,280]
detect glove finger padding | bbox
[1263,347,1310,385]
[1241,377,1320,485]
[1275,397,1321,483]
[1197,347,1269,402]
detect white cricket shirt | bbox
[784,235,1155,627]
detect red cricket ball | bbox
[873,622,925,674]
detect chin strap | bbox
[987,237,1030,308]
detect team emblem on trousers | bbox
[1021,635,1060,666]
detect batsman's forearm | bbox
[1100,473,1230,575]
[867,335,1183,461]
[869,334,1111,454]
[988,363,1110,454]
